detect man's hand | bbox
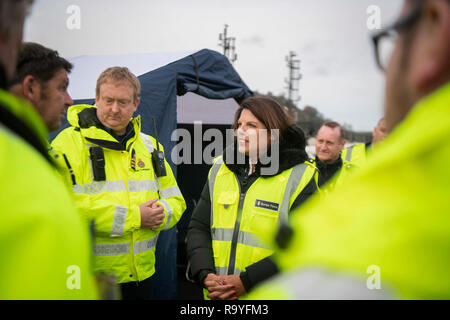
[204,273,238,300]
[139,199,165,230]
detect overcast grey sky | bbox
[24,0,403,131]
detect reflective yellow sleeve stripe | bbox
[110,205,128,237]
[159,186,182,198]
[158,199,173,230]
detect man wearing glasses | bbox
[246,0,450,299]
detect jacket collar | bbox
[223,124,309,177]
[0,89,48,146]
[314,155,342,171]
[67,104,140,151]
[0,88,53,164]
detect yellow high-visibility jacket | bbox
[341,143,367,167]
[51,105,186,283]
[246,82,450,300]
[311,156,356,192]
[0,90,98,299]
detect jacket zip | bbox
[227,172,249,275]
[126,146,139,281]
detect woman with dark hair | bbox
[187,96,318,299]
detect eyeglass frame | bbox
[371,1,424,71]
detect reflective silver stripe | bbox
[93,237,158,256]
[128,179,158,192]
[73,180,159,194]
[140,132,155,153]
[208,157,223,228]
[158,199,173,230]
[110,205,127,237]
[72,180,127,195]
[238,230,271,250]
[212,228,271,250]
[159,186,182,198]
[93,242,130,256]
[345,145,354,162]
[274,267,395,300]
[133,236,158,254]
[211,228,234,242]
[278,163,308,225]
[215,266,244,276]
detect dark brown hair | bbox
[11,42,72,86]
[232,96,295,140]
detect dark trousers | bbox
[120,276,152,300]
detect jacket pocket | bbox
[212,191,238,229]
[247,208,279,236]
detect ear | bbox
[22,75,40,102]
[372,126,377,137]
[133,97,140,112]
[413,0,450,92]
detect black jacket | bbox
[315,156,343,187]
[186,125,317,293]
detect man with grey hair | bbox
[0,0,98,299]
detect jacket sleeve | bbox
[72,193,142,238]
[51,129,141,238]
[153,155,186,231]
[186,181,216,286]
[240,256,280,292]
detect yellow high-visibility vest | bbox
[208,156,317,277]
[311,156,356,192]
[341,143,366,167]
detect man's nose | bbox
[65,91,73,107]
[111,102,120,113]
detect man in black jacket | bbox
[314,121,346,187]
